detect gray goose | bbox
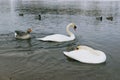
[15,28,32,39]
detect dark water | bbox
[0,0,120,80]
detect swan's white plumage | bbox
[36,23,76,42]
[63,46,106,64]
[36,34,75,42]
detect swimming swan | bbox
[15,28,32,39]
[36,23,77,42]
[63,45,106,64]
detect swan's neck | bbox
[66,24,75,39]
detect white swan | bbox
[15,28,32,39]
[36,23,77,42]
[63,45,106,64]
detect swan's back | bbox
[78,46,94,51]
[64,46,106,64]
[37,34,75,42]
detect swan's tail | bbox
[63,51,69,55]
[36,38,43,40]
[36,38,48,41]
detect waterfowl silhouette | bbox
[63,45,106,64]
[96,16,102,21]
[19,13,24,16]
[15,28,32,39]
[36,23,77,42]
[106,16,113,21]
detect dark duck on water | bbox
[96,16,102,21]
[15,28,32,39]
[106,16,113,21]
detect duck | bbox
[19,13,24,16]
[106,16,113,21]
[38,14,41,20]
[15,28,32,39]
[36,23,77,42]
[96,16,102,21]
[35,14,41,20]
[63,45,106,64]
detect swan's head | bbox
[69,23,77,31]
[27,28,32,33]
[75,45,81,50]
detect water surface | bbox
[0,0,120,80]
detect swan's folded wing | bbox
[36,34,71,42]
[63,50,106,64]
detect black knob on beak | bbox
[74,26,77,31]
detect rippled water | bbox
[0,0,120,80]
